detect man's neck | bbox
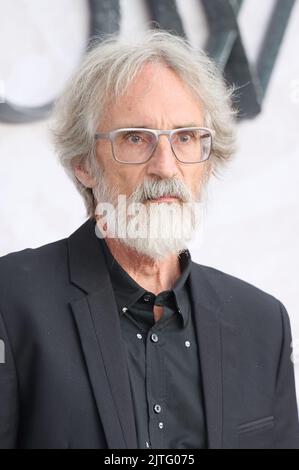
[104,237,181,295]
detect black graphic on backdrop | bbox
[0,0,295,123]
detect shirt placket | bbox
[146,323,166,449]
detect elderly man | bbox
[0,30,298,450]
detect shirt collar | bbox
[99,237,191,327]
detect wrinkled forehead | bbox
[113,62,201,104]
[100,62,205,130]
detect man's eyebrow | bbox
[172,123,203,129]
[116,123,203,129]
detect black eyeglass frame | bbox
[94,127,214,164]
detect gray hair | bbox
[51,29,237,218]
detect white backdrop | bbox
[0,0,299,394]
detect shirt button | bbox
[154,404,162,414]
[143,293,152,302]
[158,422,164,430]
[185,340,191,348]
[151,333,159,343]
[122,307,128,313]
[136,333,142,340]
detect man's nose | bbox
[146,135,179,179]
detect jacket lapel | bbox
[68,219,138,449]
[189,262,238,449]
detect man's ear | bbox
[73,164,95,188]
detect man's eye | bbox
[131,135,142,143]
[178,133,193,143]
[125,133,143,143]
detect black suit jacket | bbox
[0,218,298,449]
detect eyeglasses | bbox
[94,127,214,164]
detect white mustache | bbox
[129,178,192,203]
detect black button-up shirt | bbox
[99,238,207,449]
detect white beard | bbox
[93,168,205,261]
